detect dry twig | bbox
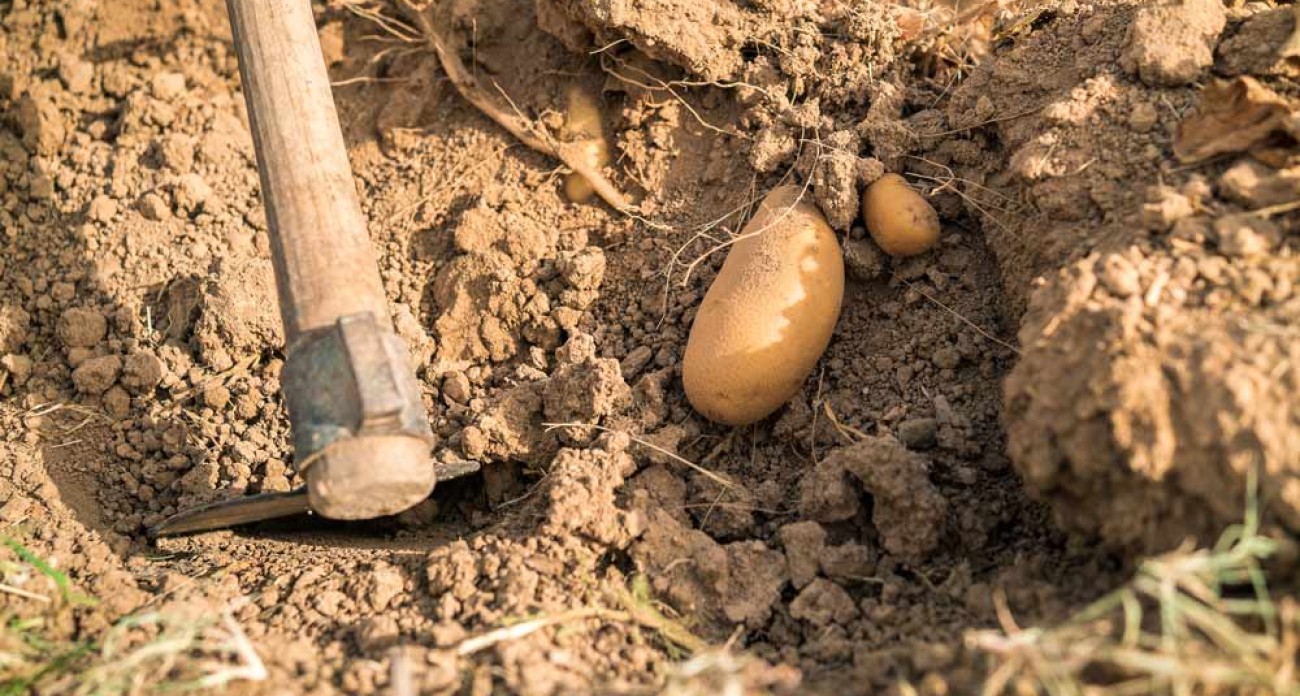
[366,0,635,213]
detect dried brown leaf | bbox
[1174,77,1295,164]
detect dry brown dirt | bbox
[0,0,1297,693]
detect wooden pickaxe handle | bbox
[227,0,389,341]
[225,0,436,521]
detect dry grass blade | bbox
[454,607,620,656]
[453,586,706,658]
[2,542,266,694]
[968,469,1295,696]
[73,605,267,694]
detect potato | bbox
[861,173,941,257]
[560,85,610,203]
[683,186,845,426]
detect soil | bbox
[0,0,1296,694]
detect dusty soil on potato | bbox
[1,0,1297,693]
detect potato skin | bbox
[561,85,609,204]
[683,186,845,426]
[861,173,941,257]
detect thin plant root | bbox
[387,0,635,213]
[542,422,737,490]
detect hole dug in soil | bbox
[1,0,1298,694]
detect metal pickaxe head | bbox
[150,0,478,538]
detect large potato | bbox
[683,186,845,426]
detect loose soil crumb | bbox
[2,0,1295,693]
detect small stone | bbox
[72,355,122,394]
[789,578,858,627]
[620,345,654,380]
[139,192,170,221]
[843,238,887,281]
[442,371,471,404]
[150,72,187,100]
[897,418,938,450]
[120,351,164,394]
[1215,215,1280,257]
[932,346,960,370]
[57,307,108,348]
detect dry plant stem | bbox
[394,0,633,213]
[454,605,706,656]
[897,278,1021,355]
[968,471,1293,696]
[609,587,709,655]
[0,582,50,603]
[542,422,737,489]
[455,608,617,655]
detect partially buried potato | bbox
[560,85,610,203]
[683,185,845,426]
[861,173,940,257]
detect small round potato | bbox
[861,173,941,257]
[683,186,845,426]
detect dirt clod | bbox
[1122,0,1226,87]
[72,354,122,394]
[777,521,826,589]
[830,436,948,561]
[57,307,108,348]
[789,578,859,628]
